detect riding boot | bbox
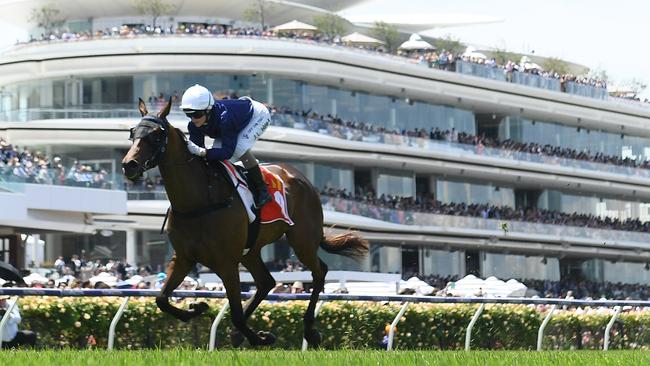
[246,165,272,208]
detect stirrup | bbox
[255,190,272,208]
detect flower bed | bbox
[15,297,650,350]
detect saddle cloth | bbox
[220,161,294,226]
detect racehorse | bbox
[121,98,368,348]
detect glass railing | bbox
[126,190,168,200]
[321,196,650,244]
[456,61,614,96]
[511,71,561,91]
[565,81,608,100]
[3,106,649,181]
[0,104,189,122]
[455,61,506,82]
[8,34,615,102]
[0,167,118,190]
[270,113,650,180]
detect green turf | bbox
[1,350,649,366]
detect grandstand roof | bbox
[0,0,371,28]
[348,13,504,33]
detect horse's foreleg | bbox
[241,254,276,319]
[228,253,277,346]
[155,254,208,322]
[219,264,273,347]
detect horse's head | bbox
[122,98,172,181]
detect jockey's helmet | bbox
[180,84,214,112]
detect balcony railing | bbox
[0,167,116,190]
[455,61,608,98]
[270,113,650,180]
[3,106,650,181]
[321,196,650,245]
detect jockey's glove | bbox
[187,140,207,157]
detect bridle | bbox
[129,115,169,171]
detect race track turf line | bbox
[1,350,648,366]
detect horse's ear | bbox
[138,98,148,117]
[158,97,172,119]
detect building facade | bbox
[2,1,650,284]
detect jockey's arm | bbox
[206,128,237,161]
[188,123,206,148]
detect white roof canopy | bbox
[341,32,384,45]
[399,33,435,50]
[271,19,318,32]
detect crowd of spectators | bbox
[321,186,650,234]
[271,107,650,172]
[0,138,111,188]
[17,255,650,301]
[20,23,620,101]
[454,53,607,91]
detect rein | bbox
[135,116,236,232]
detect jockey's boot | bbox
[246,165,272,209]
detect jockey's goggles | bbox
[183,109,207,119]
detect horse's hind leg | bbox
[287,231,329,348]
[155,254,208,322]
[217,263,274,347]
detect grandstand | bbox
[2,0,650,294]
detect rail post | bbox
[537,304,556,351]
[302,300,326,351]
[387,302,409,351]
[208,301,230,351]
[465,303,485,351]
[0,296,19,350]
[107,297,130,350]
[603,306,622,351]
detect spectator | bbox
[0,295,37,348]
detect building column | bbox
[266,77,273,105]
[126,229,137,266]
[31,234,41,268]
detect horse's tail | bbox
[320,232,369,261]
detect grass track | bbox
[1,350,648,366]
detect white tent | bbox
[271,20,318,33]
[445,274,527,297]
[463,47,487,59]
[399,33,435,51]
[341,32,385,46]
[23,272,49,286]
[89,272,118,286]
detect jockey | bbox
[180,84,272,208]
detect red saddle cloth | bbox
[259,165,294,225]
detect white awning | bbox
[398,33,435,50]
[341,32,384,45]
[271,19,318,32]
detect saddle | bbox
[205,160,294,252]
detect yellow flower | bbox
[74,321,81,328]
[83,313,91,320]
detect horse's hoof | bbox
[257,331,276,346]
[189,301,209,315]
[230,330,245,348]
[305,329,321,348]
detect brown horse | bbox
[122,98,368,348]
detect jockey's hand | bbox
[187,141,207,157]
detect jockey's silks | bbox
[188,98,254,161]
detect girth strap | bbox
[170,196,234,220]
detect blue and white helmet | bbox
[180,84,214,111]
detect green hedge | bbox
[13,297,650,350]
